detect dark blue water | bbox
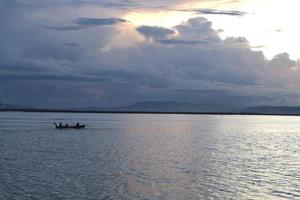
[0,112,299,199]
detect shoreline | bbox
[1,108,300,117]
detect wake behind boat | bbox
[53,122,86,129]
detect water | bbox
[0,112,299,200]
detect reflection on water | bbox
[0,112,299,199]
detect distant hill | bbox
[0,102,31,110]
[3,101,300,116]
[109,101,237,112]
[242,106,300,115]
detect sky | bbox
[1,0,300,108]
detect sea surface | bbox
[0,112,299,200]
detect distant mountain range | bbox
[241,106,300,115]
[0,103,31,109]
[107,101,236,112]
[2,101,300,115]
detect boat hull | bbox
[55,125,86,129]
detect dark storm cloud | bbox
[46,18,127,31]
[63,43,80,47]
[0,0,16,6]
[1,0,300,108]
[0,72,111,82]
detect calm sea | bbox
[0,112,299,200]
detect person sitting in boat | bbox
[76,122,80,128]
[59,122,63,128]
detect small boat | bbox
[53,122,86,129]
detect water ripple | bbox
[0,113,299,199]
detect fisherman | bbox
[76,122,80,128]
[59,122,63,128]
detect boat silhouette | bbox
[53,122,86,129]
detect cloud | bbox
[136,26,175,40]
[70,1,139,9]
[158,39,208,45]
[75,17,127,26]
[140,17,221,45]
[174,17,222,43]
[1,0,300,108]
[186,8,247,16]
[46,18,128,31]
